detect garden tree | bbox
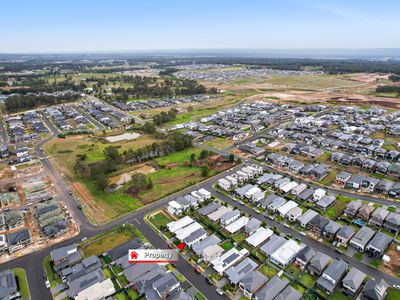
[229,154,235,163]
[129,173,153,194]
[94,174,109,191]
[73,159,90,177]
[199,149,212,160]
[201,165,210,177]
[190,153,196,164]
[103,146,123,164]
[187,106,194,112]
[142,122,156,134]
[130,118,136,125]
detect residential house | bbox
[360,279,388,300]
[274,286,302,300]
[369,207,389,227]
[383,212,400,233]
[225,216,249,234]
[313,189,326,202]
[336,171,352,186]
[267,197,286,213]
[211,248,249,275]
[208,206,232,222]
[308,252,331,276]
[239,271,268,299]
[290,183,307,196]
[260,235,287,257]
[0,270,18,300]
[344,200,363,217]
[192,234,221,257]
[297,209,319,228]
[322,220,342,241]
[198,202,221,216]
[316,259,348,295]
[347,174,365,189]
[342,268,366,297]
[366,232,392,258]
[287,207,302,222]
[220,210,241,226]
[183,228,208,247]
[246,227,273,248]
[316,195,336,211]
[270,239,304,267]
[245,218,262,236]
[295,246,316,270]
[277,201,298,217]
[375,180,394,194]
[298,188,314,202]
[336,226,355,245]
[202,244,224,263]
[167,216,194,233]
[7,228,32,253]
[350,226,375,252]
[308,215,330,236]
[225,257,258,285]
[357,204,375,221]
[50,243,81,272]
[255,276,289,300]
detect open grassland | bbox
[204,137,234,150]
[80,225,137,257]
[45,135,229,224]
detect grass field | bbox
[387,288,400,300]
[258,264,278,279]
[81,225,137,257]
[297,272,317,288]
[45,133,226,224]
[322,194,354,219]
[13,268,30,299]
[331,291,352,300]
[204,137,234,150]
[148,211,174,230]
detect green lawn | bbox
[148,211,174,231]
[353,252,363,261]
[387,288,400,300]
[258,264,278,279]
[81,225,137,257]
[114,291,129,300]
[42,256,62,288]
[298,272,317,288]
[103,267,113,279]
[194,291,207,300]
[12,268,30,299]
[323,195,354,219]
[285,264,301,277]
[370,259,383,269]
[221,240,234,251]
[126,288,139,299]
[291,281,306,295]
[232,232,246,243]
[331,290,352,300]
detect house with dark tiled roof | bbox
[366,232,392,258]
[239,270,268,299]
[307,215,329,236]
[360,278,388,300]
[322,220,342,241]
[383,212,400,233]
[316,259,348,295]
[336,226,355,245]
[308,252,331,276]
[342,267,366,297]
[357,204,375,221]
[369,207,389,227]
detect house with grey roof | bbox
[375,179,394,194]
[150,272,181,300]
[198,202,221,216]
[316,259,348,295]
[297,209,319,228]
[267,197,286,212]
[123,264,159,284]
[258,193,279,209]
[274,285,302,300]
[366,232,392,258]
[297,188,314,202]
[68,268,106,298]
[388,182,400,198]
[336,226,355,245]
[239,270,268,299]
[357,204,375,221]
[383,212,400,233]
[342,268,366,296]
[316,195,336,211]
[7,228,32,254]
[350,226,375,252]
[0,270,17,300]
[225,257,258,285]
[295,245,317,270]
[308,252,331,276]
[183,228,208,247]
[260,235,286,257]
[220,209,241,226]
[322,220,342,241]
[192,234,221,257]
[344,200,363,217]
[360,278,388,300]
[50,243,81,272]
[308,215,329,236]
[347,174,365,189]
[245,218,262,235]
[369,207,389,227]
[254,275,289,300]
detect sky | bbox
[1,0,400,53]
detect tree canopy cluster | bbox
[73,132,193,190]
[153,108,178,126]
[375,85,400,95]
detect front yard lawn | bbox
[331,290,352,300]
[12,268,30,299]
[221,240,234,251]
[148,210,174,231]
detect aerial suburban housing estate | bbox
[1,2,400,300]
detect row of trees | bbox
[389,75,400,82]
[1,78,87,95]
[376,85,400,94]
[153,108,178,126]
[5,92,80,112]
